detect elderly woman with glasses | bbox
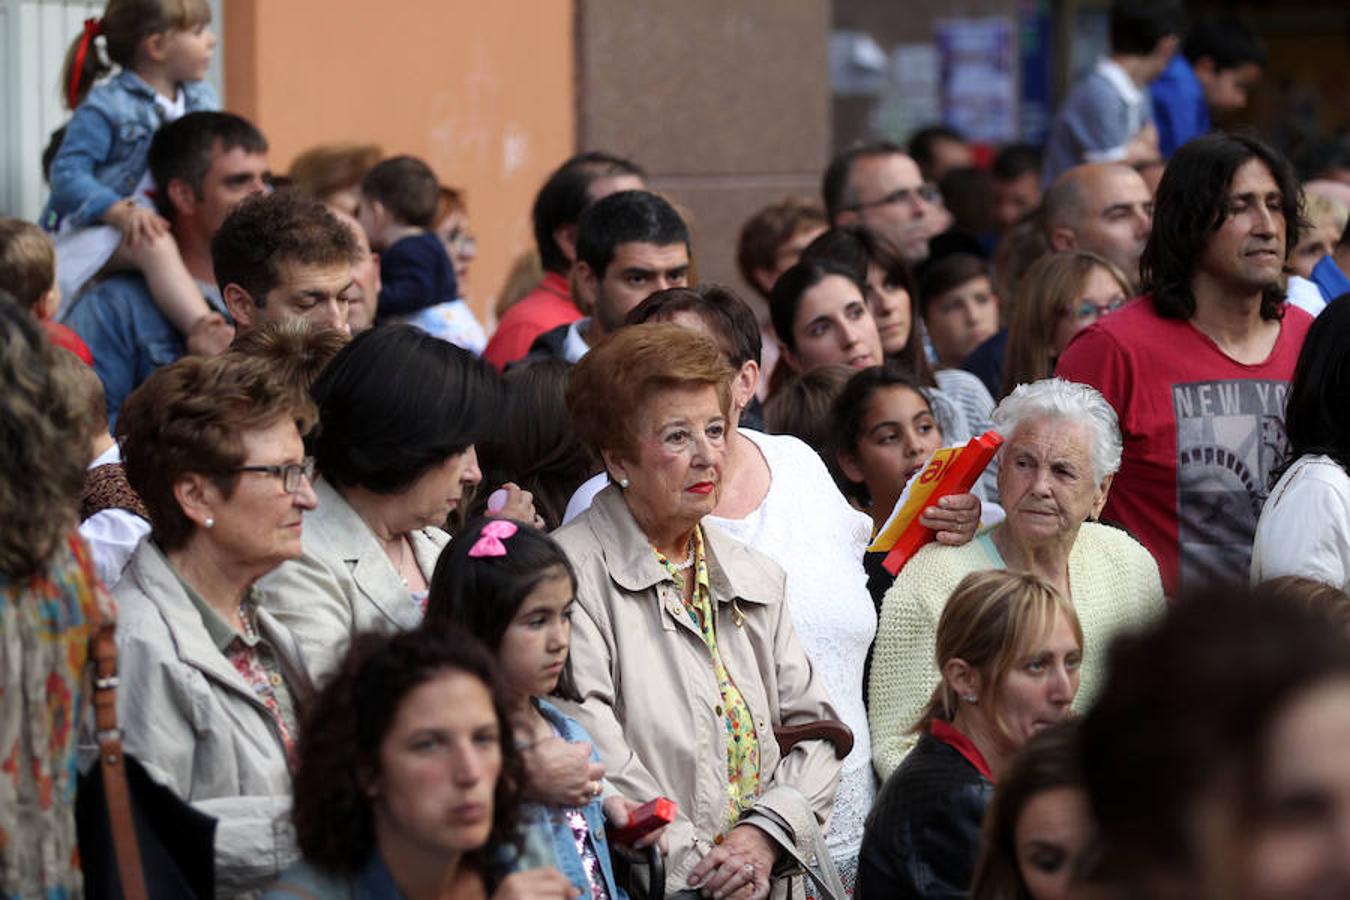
[556,323,843,900]
[868,378,1165,780]
[112,354,321,893]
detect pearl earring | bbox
[618,477,630,489]
[964,694,978,704]
[204,516,215,529]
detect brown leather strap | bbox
[773,720,855,760]
[91,617,148,899]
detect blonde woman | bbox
[859,570,1083,898]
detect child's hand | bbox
[487,482,545,529]
[106,202,170,247]
[186,312,235,357]
[604,795,670,852]
[921,492,982,546]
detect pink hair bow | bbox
[468,520,519,558]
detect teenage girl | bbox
[426,518,666,900]
[44,0,232,355]
[831,365,947,540]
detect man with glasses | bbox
[822,141,947,265]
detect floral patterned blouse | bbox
[655,526,761,827]
[1,534,106,899]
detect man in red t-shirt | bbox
[483,152,645,370]
[1057,133,1312,596]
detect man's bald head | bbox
[1043,164,1153,290]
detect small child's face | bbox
[496,567,575,702]
[924,275,998,368]
[160,22,216,84]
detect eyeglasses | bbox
[232,457,316,494]
[842,183,944,213]
[1060,298,1125,322]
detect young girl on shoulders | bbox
[426,519,665,900]
[44,0,232,355]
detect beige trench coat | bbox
[259,476,448,681]
[552,486,842,895]
[112,541,314,897]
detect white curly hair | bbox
[992,377,1123,483]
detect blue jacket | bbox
[520,699,627,899]
[375,231,460,321]
[1311,255,1350,304]
[42,71,217,230]
[1150,55,1210,158]
[61,271,226,427]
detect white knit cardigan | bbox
[867,522,1165,780]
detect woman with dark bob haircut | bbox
[969,722,1094,900]
[265,627,576,898]
[113,353,320,893]
[1081,582,1350,897]
[263,324,536,681]
[1252,294,1350,590]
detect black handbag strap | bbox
[90,616,148,900]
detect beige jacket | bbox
[259,477,448,681]
[113,541,314,897]
[552,486,842,893]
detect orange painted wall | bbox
[222,0,575,325]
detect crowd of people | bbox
[4,0,1350,898]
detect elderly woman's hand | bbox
[687,824,779,899]
[520,735,606,807]
[920,492,982,546]
[487,482,545,530]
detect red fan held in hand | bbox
[867,430,1004,576]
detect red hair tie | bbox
[68,18,102,109]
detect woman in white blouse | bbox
[1252,298,1350,591]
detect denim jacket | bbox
[264,851,404,900]
[518,699,627,900]
[61,271,226,427]
[42,71,217,230]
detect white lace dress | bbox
[708,429,877,890]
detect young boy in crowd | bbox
[358,154,480,344]
[1043,0,1185,182]
[1151,16,1267,157]
[917,252,1000,370]
[0,217,92,363]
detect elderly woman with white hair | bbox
[867,378,1164,779]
